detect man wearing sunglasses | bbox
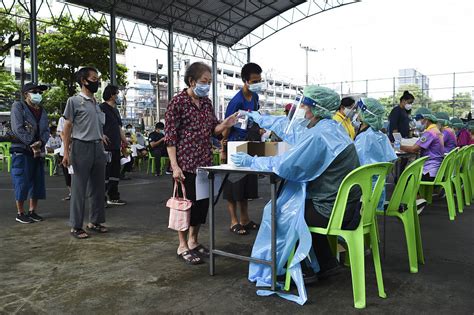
[10,82,50,224]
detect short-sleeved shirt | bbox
[148,131,165,154]
[456,128,471,147]
[333,111,355,140]
[63,93,104,142]
[388,105,411,142]
[225,90,259,141]
[442,128,457,153]
[45,135,62,150]
[99,102,123,151]
[57,116,65,156]
[164,89,219,174]
[416,125,444,177]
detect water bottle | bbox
[394,140,401,152]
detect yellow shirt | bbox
[333,111,355,140]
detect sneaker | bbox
[107,199,127,206]
[28,211,44,222]
[62,194,71,201]
[16,213,34,224]
[416,199,427,215]
[165,171,172,175]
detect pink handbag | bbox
[167,180,193,231]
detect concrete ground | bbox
[0,167,473,314]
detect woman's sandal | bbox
[86,223,108,233]
[190,244,210,258]
[177,250,203,265]
[242,221,260,231]
[229,223,248,235]
[70,228,89,239]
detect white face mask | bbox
[248,82,265,93]
[405,104,413,111]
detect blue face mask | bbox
[193,83,210,97]
[29,93,42,105]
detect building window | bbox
[225,84,233,90]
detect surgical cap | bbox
[302,85,340,118]
[435,112,450,126]
[414,107,437,123]
[468,120,474,131]
[359,97,385,131]
[450,117,465,129]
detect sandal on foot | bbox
[86,223,108,233]
[177,250,203,265]
[230,223,248,235]
[242,221,259,230]
[190,244,210,258]
[70,228,89,239]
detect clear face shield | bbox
[285,94,306,134]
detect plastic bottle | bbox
[394,140,401,152]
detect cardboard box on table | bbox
[227,141,290,166]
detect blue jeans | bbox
[11,152,46,201]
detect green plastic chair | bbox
[285,162,393,309]
[377,157,428,273]
[451,149,465,214]
[458,145,472,207]
[146,151,156,175]
[461,144,474,206]
[419,149,458,221]
[45,154,55,176]
[160,157,170,175]
[0,142,12,172]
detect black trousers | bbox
[105,150,121,200]
[151,149,168,175]
[304,199,360,271]
[59,156,71,187]
[174,171,209,226]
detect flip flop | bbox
[177,250,203,265]
[190,244,210,258]
[242,221,259,230]
[70,228,89,239]
[86,223,108,233]
[229,223,248,235]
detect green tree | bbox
[377,84,432,117]
[42,84,69,114]
[37,15,128,97]
[0,7,29,61]
[0,70,19,110]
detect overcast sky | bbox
[251,0,474,99]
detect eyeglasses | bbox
[29,90,43,94]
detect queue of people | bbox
[6,62,474,307]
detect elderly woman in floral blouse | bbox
[165,62,237,265]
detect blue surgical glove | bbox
[246,111,262,124]
[230,152,254,167]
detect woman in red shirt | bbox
[165,62,237,265]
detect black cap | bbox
[21,82,48,93]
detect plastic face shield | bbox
[285,94,305,134]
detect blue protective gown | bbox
[246,114,352,304]
[354,127,397,209]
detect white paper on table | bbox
[401,137,419,146]
[120,156,131,166]
[195,168,225,200]
[392,132,402,142]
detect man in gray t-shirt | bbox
[62,67,108,239]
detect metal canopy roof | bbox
[66,0,306,48]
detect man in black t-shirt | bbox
[148,122,169,176]
[100,85,128,205]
